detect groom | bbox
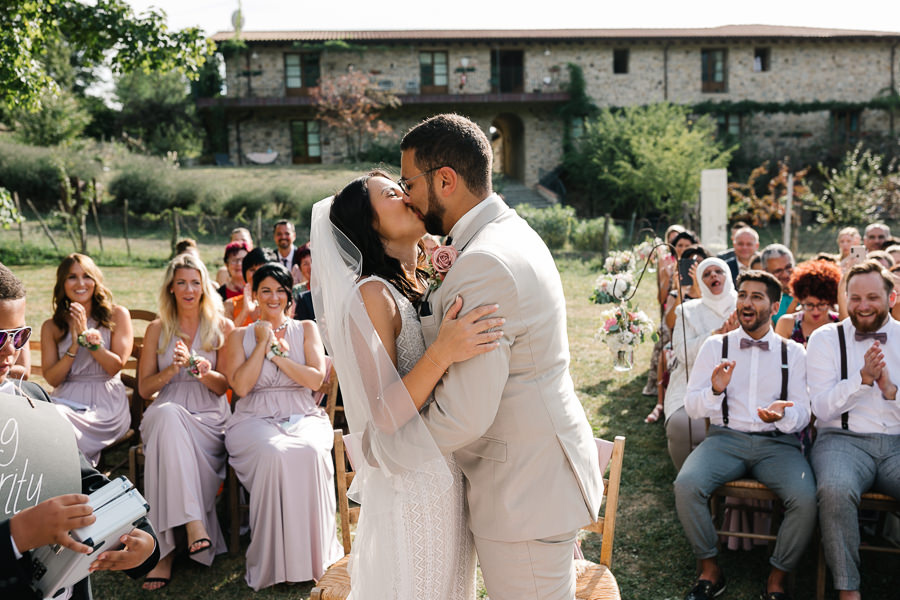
[399,114,604,599]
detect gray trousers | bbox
[665,406,707,472]
[673,426,817,571]
[810,430,900,591]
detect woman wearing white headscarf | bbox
[664,257,738,470]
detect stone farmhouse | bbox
[202,25,900,188]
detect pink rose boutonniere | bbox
[425,244,458,290]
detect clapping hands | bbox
[67,302,89,337]
[715,311,739,335]
[861,341,897,399]
[758,400,794,423]
[172,339,191,369]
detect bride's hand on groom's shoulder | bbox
[431,296,505,366]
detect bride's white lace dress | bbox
[348,277,476,600]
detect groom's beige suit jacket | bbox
[418,194,604,542]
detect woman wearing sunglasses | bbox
[40,254,133,467]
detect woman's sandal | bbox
[188,538,212,555]
[644,403,664,424]
[142,577,170,591]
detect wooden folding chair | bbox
[576,435,625,600]
[309,429,358,600]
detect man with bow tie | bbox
[674,270,816,600]
[806,260,900,600]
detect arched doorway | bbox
[490,113,525,182]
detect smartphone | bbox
[678,257,694,288]
[850,245,867,262]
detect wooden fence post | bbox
[602,213,611,263]
[26,198,60,253]
[12,192,23,245]
[90,178,104,253]
[123,200,131,257]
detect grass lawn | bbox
[10,246,900,599]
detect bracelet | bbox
[424,348,448,374]
[65,350,77,358]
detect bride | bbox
[311,171,503,599]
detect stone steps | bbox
[500,181,555,209]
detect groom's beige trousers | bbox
[474,530,579,600]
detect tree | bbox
[0,0,212,112]
[115,69,203,158]
[803,144,896,224]
[312,70,400,162]
[564,103,733,219]
[728,160,810,226]
[11,88,91,146]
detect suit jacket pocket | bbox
[420,313,439,345]
[460,436,508,462]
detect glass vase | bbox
[613,348,634,372]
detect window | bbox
[284,53,321,95]
[753,47,770,72]
[419,51,449,94]
[613,49,629,74]
[491,50,524,93]
[716,114,742,137]
[290,120,322,164]
[701,48,727,93]
[831,110,861,143]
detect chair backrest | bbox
[323,367,340,426]
[28,339,42,378]
[334,429,359,555]
[122,309,158,430]
[582,435,626,569]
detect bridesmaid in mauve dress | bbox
[224,262,342,590]
[40,254,133,466]
[137,253,234,591]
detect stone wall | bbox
[221,37,900,182]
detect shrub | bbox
[0,140,103,210]
[515,203,575,249]
[572,217,624,251]
[109,165,175,214]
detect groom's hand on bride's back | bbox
[431,296,504,367]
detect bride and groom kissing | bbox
[311,113,603,599]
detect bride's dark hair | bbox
[330,170,427,303]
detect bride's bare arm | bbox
[359,280,503,410]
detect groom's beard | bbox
[423,182,446,236]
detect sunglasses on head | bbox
[0,326,32,351]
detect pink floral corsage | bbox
[425,244,458,290]
[187,352,205,378]
[77,328,103,351]
[269,337,289,359]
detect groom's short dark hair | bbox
[400,114,492,198]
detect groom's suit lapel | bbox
[419,194,509,336]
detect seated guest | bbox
[664,244,710,331]
[761,244,797,323]
[224,263,342,589]
[0,262,159,598]
[291,243,311,299]
[890,264,900,321]
[884,244,900,266]
[216,228,255,285]
[661,257,737,469]
[749,252,763,270]
[217,241,249,301]
[775,259,842,346]
[224,247,277,327]
[174,238,200,259]
[644,224,687,397]
[138,254,233,590]
[731,225,760,275]
[863,223,890,253]
[807,260,900,600]
[674,271,816,600]
[866,249,894,270]
[837,227,862,272]
[41,254,133,466]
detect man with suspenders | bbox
[674,271,817,600]
[806,260,900,600]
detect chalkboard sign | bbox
[0,392,81,519]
